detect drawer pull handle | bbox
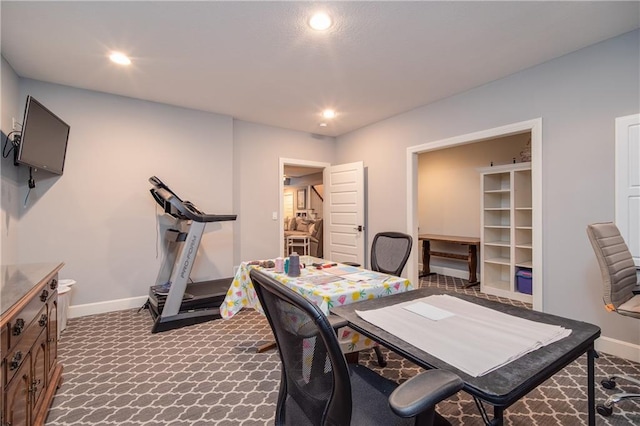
[29,378,42,394]
[12,318,25,336]
[50,278,58,289]
[40,289,49,302]
[10,351,23,370]
[39,314,48,327]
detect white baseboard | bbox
[596,336,640,363]
[68,296,148,319]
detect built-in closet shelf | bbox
[486,241,510,247]
[479,162,533,304]
[485,257,511,265]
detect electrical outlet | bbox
[12,117,20,131]
[272,212,278,220]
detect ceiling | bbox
[2,2,638,137]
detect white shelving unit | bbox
[479,162,532,303]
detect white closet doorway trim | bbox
[615,113,640,266]
[406,118,543,311]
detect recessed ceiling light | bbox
[309,12,332,31]
[319,123,328,127]
[322,109,336,119]
[109,52,131,65]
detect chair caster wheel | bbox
[601,379,616,389]
[596,405,613,417]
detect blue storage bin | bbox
[516,268,532,294]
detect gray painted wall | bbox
[1,58,21,264]
[336,30,640,346]
[233,120,335,263]
[10,79,235,306]
[0,75,335,308]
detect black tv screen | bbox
[16,96,70,175]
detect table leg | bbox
[473,397,502,426]
[466,244,479,286]
[587,346,596,426]
[492,406,504,426]
[419,240,432,278]
[344,351,359,364]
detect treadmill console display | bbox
[149,176,237,223]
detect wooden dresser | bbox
[1,263,64,426]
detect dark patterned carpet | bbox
[46,275,640,425]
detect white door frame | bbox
[406,118,543,311]
[615,113,640,266]
[279,158,331,256]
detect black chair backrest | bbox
[250,269,353,426]
[371,232,413,276]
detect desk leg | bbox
[466,244,479,286]
[492,406,504,426]
[587,346,596,426]
[473,397,503,426]
[419,240,432,278]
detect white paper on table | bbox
[403,302,454,321]
[356,295,571,377]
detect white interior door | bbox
[616,113,640,266]
[324,161,365,264]
[283,192,294,219]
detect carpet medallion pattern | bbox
[46,275,640,425]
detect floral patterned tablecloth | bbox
[220,257,414,352]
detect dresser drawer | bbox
[7,288,49,350]
[4,306,47,386]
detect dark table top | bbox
[331,287,600,407]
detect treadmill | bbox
[146,176,237,333]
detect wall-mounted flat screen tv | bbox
[16,96,70,175]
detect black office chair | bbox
[371,232,413,276]
[586,222,640,416]
[250,269,462,426]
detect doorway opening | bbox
[406,119,543,311]
[279,158,330,258]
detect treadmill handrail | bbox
[149,177,237,223]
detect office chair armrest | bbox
[389,369,463,418]
[633,285,640,295]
